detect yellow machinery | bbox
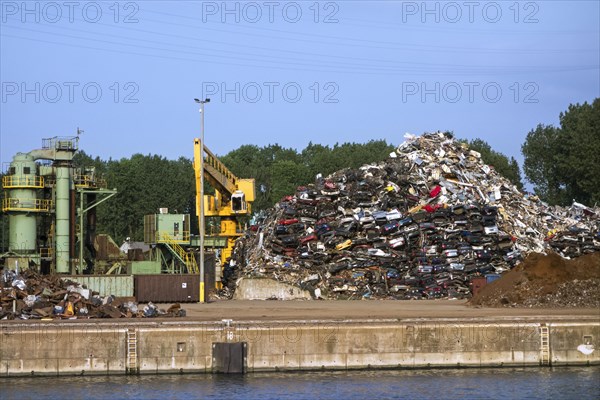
[193,139,255,270]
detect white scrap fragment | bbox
[577,344,594,355]
[469,150,481,158]
[406,152,424,165]
[403,133,417,141]
[302,274,320,283]
[515,219,527,228]
[258,232,264,248]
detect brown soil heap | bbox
[470,252,600,308]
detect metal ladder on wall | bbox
[540,325,551,366]
[127,329,138,374]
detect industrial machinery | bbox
[193,139,255,267]
[143,210,196,274]
[1,135,116,274]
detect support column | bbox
[55,165,71,273]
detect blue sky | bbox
[1,0,598,178]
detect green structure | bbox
[4,153,43,256]
[143,211,197,274]
[2,135,116,274]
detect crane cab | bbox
[231,190,247,213]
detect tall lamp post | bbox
[194,98,210,303]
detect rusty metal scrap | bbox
[0,269,185,320]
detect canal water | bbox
[2,367,599,399]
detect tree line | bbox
[73,140,396,243]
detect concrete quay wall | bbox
[1,318,598,376]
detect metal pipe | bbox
[195,97,210,303]
[55,164,71,273]
[86,195,97,263]
[69,188,76,273]
[79,189,84,274]
[200,100,206,303]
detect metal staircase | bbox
[540,325,551,366]
[161,233,199,274]
[126,329,139,374]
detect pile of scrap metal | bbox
[230,132,599,300]
[0,269,186,320]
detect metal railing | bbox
[42,136,78,151]
[40,248,53,258]
[73,174,107,189]
[155,230,190,244]
[2,197,53,212]
[2,175,44,188]
[161,232,198,274]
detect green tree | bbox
[522,99,600,205]
[270,160,309,202]
[90,154,195,242]
[465,138,524,190]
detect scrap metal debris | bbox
[0,269,186,320]
[228,132,599,300]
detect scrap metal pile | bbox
[232,132,600,300]
[0,269,186,320]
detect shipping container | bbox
[62,275,134,297]
[470,276,487,296]
[134,274,200,303]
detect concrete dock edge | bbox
[1,316,598,376]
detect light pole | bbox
[194,97,210,303]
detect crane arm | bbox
[194,138,238,197]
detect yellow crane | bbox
[193,138,255,279]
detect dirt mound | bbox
[470,252,600,308]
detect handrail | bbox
[40,248,53,258]
[42,136,78,151]
[155,230,190,243]
[2,175,44,188]
[73,174,107,189]
[161,232,198,274]
[2,197,53,212]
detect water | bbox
[2,367,599,400]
